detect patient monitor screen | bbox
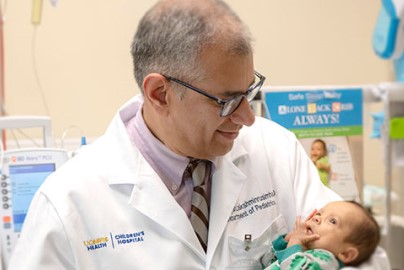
[9,163,56,232]
[0,148,68,268]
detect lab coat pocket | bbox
[225,215,288,270]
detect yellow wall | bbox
[4,0,391,134]
[3,1,396,188]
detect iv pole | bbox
[0,4,6,149]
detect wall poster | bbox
[264,87,363,201]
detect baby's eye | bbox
[329,218,337,225]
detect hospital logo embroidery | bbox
[83,237,109,251]
[109,231,145,248]
[83,230,145,251]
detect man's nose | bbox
[229,97,255,126]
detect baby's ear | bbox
[337,246,359,264]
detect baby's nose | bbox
[312,216,321,224]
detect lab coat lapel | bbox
[128,157,207,260]
[207,152,247,263]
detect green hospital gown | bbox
[262,235,343,270]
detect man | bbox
[9,0,341,269]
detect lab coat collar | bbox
[101,95,145,185]
[102,94,249,185]
[104,93,251,175]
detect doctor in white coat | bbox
[9,0,343,269]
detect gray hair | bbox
[131,0,253,93]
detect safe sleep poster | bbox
[263,87,363,201]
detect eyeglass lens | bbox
[221,75,262,116]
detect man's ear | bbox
[337,246,359,265]
[142,73,170,113]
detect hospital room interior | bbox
[0,0,403,269]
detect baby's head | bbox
[310,139,327,159]
[305,201,380,266]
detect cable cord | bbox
[11,129,42,148]
[0,1,6,150]
[60,125,87,149]
[32,26,50,116]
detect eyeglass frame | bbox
[163,71,266,117]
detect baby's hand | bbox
[285,209,317,242]
[286,216,319,250]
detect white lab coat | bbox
[9,95,342,270]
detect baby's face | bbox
[305,201,363,256]
[310,141,325,159]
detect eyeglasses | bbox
[164,71,266,117]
